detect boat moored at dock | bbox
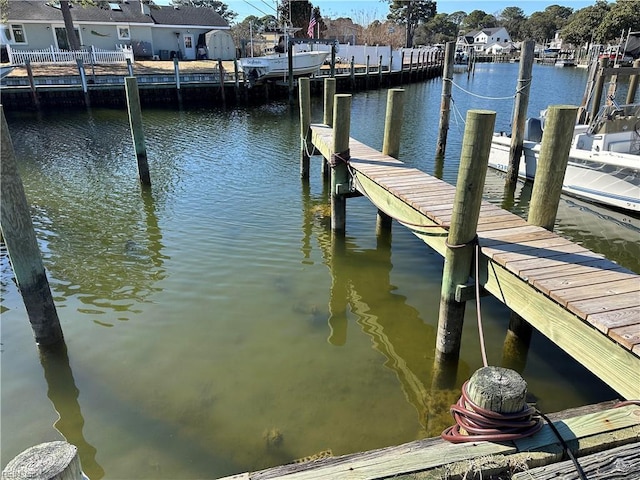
[489,102,640,213]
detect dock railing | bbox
[6,44,134,65]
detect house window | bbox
[117,26,130,40]
[5,24,27,43]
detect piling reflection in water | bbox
[39,342,104,479]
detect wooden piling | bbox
[435,41,455,158]
[25,60,40,109]
[0,107,63,346]
[288,43,294,105]
[365,55,370,89]
[627,58,640,105]
[350,56,355,90]
[528,105,578,229]
[124,77,151,186]
[503,106,577,367]
[382,88,405,159]
[299,77,311,179]
[435,109,496,359]
[378,88,405,233]
[218,59,226,105]
[126,58,134,77]
[505,40,535,188]
[75,58,90,107]
[466,367,527,414]
[322,78,336,179]
[331,94,352,233]
[2,441,85,480]
[323,78,336,127]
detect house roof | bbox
[5,1,228,27]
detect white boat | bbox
[489,103,640,213]
[240,50,328,82]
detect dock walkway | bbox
[311,124,640,400]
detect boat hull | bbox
[489,135,640,213]
[239,51,328,80]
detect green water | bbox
[2,63,637,478]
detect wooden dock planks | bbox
[310,124,640,399]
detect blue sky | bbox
[155,1,597,22]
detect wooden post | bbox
[466,367,528,414]
[627,58,640,105]
[435,41,455,158]
[378,55,383,86]
[590,57,609,121]
[350,56,355,90]
[126,57,134,77]
[2,441,85,480]
[0,108,63,346]
[528,105,578,230]
[218,59,226,105]
[75,58,90,107]
[124,77,151,186]
[331,94,352,233]
[288,42,294,105]
[382,88,405,158]
[378,88,405,234]
[322,78,336,179]
[399,51,405,84]
[365,54,370,89]
[25,59,40,109]
[435,109,496,359]
[299,77,311,179]
[233,58,240,98]
[330,43,336,78]
[505,40,535,188]
[323,77,336,127]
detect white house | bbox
[457,27,512,54]
[1,0,232,61]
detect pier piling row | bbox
[302,91,640,400]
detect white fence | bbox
[7,44,134,65]
[293,43,441,70]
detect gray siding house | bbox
[1,0,231,60]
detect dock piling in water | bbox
[330,94,352,233]
[322,78,336,178]
[435,41,455,158]
[528,105,578,230]
[2,441,86,480]
[505,39,535,189]
[124,77,152,187]
[299,77,311,179]
[627,58,640,104]
[436,109,496,360]
[0,107,64,346]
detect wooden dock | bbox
[310,124,640,400]
[219,401,639,479]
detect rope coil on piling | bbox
[441,380,543,443]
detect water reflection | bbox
[300,182,464,436]
[38,342,104,479]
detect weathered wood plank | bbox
[588,306,640,333]
[534,270,638,293]
[569,291,640,319]
[549,279,640,307]
[609,324,640,351]
[512,441,640,479]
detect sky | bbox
[154,0,598,22]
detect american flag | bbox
[307,11,317,38]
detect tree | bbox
[171,0,237,22]
[596,0,640,44]
[461,10,497,32]
[60,1,81,50]
[277,0,315,37]
[387,0,436,48]
[415,13,457,45]
[561,1,610,46]
[498,6,526,41]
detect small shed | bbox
[204,30,235,60]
